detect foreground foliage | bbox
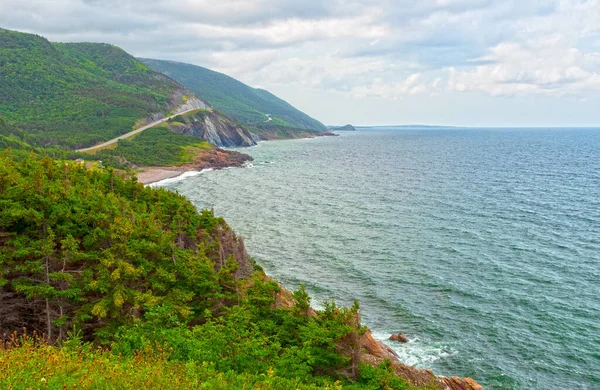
[0,334,418,390]
[0,152,425,389]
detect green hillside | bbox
[140,58,327,132]
[1,107,224,169]
[0,29,190,149]
[0,151,420,390]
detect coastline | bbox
[137,133,336,185]
[136,167,186,185]
[138,139,484,390]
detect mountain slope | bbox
[0,28,262,152]
[0,28,208,149]
[139,58,327,132]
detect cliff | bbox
[246,258,485,389]
[0,152,483,389]
[167,109,257,147]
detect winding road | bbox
[76,108,199,153]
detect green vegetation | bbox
[248,122,330,140]
[0,152,426,389]
[0,28,186,149]
[1,114,211,168]
[109,126,213,166]
[1,335,415,389]
[140,58,328,132]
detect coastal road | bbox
[76,108,199,153]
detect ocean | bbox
[154,127,600,389]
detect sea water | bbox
[156,128,600,389]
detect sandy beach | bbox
[136,168,185,185]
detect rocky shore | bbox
[137,147,252,184]
[270,278,483,389]
[136,137,484,389]
[360,332,483,390]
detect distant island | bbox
[329,124,356,131]
[355,124,456,129]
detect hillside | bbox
[139,59,328,134]
[0,28,211,149]
[0,151,447,390]
[0,102,251,171]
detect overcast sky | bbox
[2,0,599,126]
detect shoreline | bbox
[136,168,187,185]
[135,138,483,389]
[137,134,335,185]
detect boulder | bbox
[389,333,409,343]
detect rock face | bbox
[183,148,252,171]
[169,110,257,147]
[361,332,484,390]
[199,217,255,280]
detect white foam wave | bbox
[370,330,456,368]
[148,169,213,187]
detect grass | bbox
[109,126,214,166]
[0,336,353,390]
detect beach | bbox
[136,168,185,185]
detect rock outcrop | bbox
[181,148,252,171]
[389,332,409,342]
[168,110,257,147]
[361,332,484,390]
[269,283,484,389]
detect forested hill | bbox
[140,58,328,132]
[0,28,202,149]
[0,151,435,389]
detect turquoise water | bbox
[156,128,600,389]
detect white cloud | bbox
[1,0,600,124]
[447,36,600,96]
[350,73,429,99]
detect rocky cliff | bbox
[167,109,257,147]
[218,236,485,390]
[361,333,483,390]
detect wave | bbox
[149,169,213,187]
[371,330,457,368]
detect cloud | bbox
[1,0,600,124]
[447,39,600,96]
[445,1,600,97]
[350,73,429,99]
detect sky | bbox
[1,0,599,127]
